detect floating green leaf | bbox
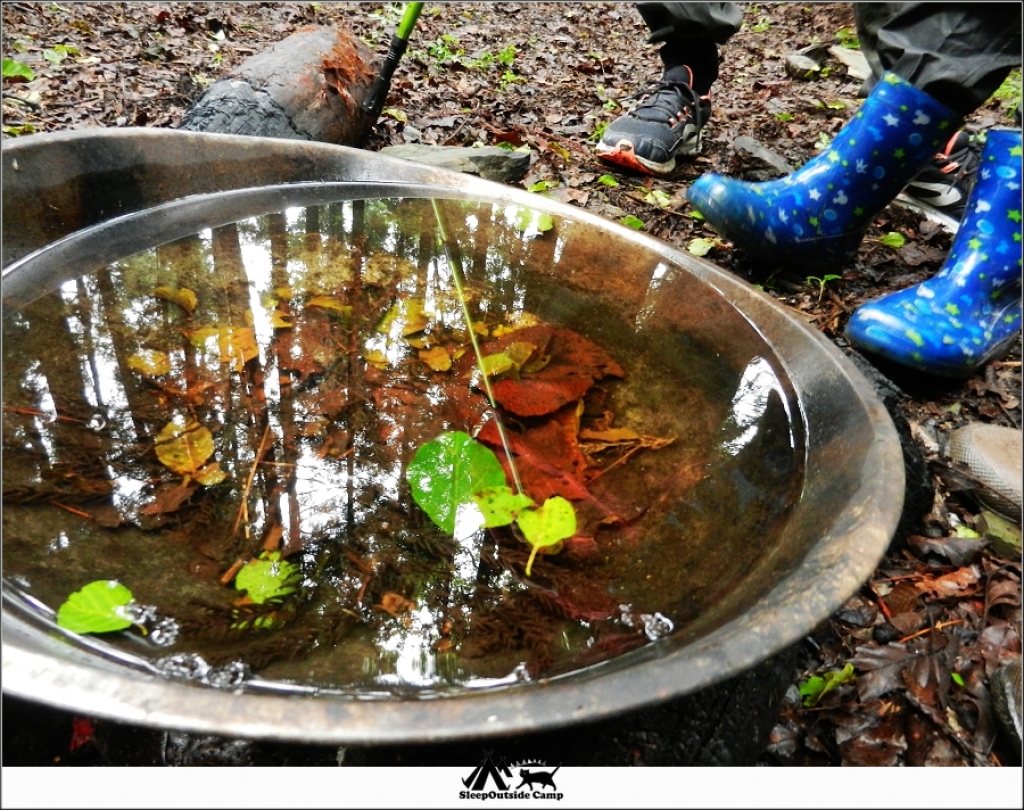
[514,208,554,233]
[56,580,135,634]
[799,662,855,707]
[472,485,533,528]
[406,431,508,534]
[517,496,576,576]
[235,551,300,604]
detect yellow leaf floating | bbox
[154,417,215,477]
[306,296,352,316]
[152,286,197,314]
[187,326,259,371]
[377,298,428,337]
[363,348,389,370]
[418,345,452,372]
[127,349,171,377]
[195,462,228,487]
[271,309,293,329]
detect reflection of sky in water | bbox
[6,195,712,691]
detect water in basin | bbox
[2,189,804,693]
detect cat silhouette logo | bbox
[513,761,561,791]
[460,752,564,800]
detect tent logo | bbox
[460,751,564,800]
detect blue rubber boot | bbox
[687,73,960,271]
[845,128,1023,377]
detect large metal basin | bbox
[1,129,903,744]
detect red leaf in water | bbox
[478,406,589,503]
[542,580,619,622]
[481,326,623,417]
[140,483,197,516]
[491,375,594,418]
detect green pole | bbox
[361,2,425,121]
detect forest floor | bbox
[2,1,1021,771]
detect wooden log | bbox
[178,26,378,146]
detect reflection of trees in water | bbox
[4,197,603,683]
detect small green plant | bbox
[427,33,464,64]
[2,123,37,136]
[991,67,1022,120]
[748,14,771,33]
[588,120,608,143]
[498,69,523,91]
[752,271,780,293]
[497,44,516,66]
[805,273,842,303]
[799,662,855,707]
[835,27,860,49]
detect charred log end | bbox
[178,27,379,146]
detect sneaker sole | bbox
[595,132,702,176]
[893,192,960,235]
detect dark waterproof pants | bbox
[638,2,1021,117]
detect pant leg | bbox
[856,2,1022,116]
[635,2,743,93]
[635,2,743,45]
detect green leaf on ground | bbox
[2,58,35,81]
[620,214,644,230]
[879,232,906,249]
[687,237,718,257]
[56,580,135,634]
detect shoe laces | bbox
[934,131,982,184]
[627,66,708,128]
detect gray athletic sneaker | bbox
[596,65,711,176]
